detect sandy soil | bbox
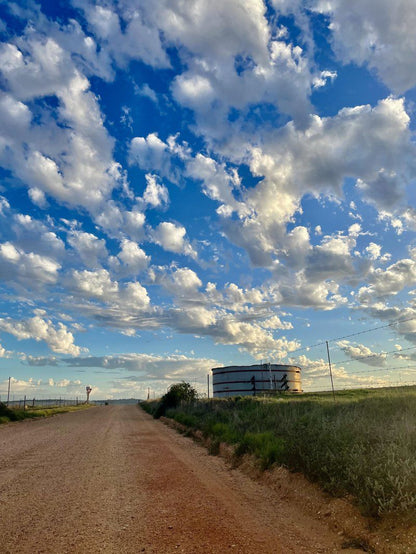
[0,405,413,553]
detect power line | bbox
[289,314,416,355]
[332,343,416,367]
[342,363,416,376]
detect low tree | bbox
[154,381,197,418]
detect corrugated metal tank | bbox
[212,364,302,397]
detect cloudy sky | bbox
[1,0,416,400]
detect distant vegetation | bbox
[152,381,198,419]
[142,386,416,518]
[0,401,93,424]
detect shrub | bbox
[0,402,22,421]
[154,381,198,418]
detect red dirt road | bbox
[0,405,371,553]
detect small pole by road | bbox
[326,341,336,401]
[7,376,11,406]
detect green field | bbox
[0,402,94,424]
[142,387,416,518]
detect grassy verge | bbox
[0,402,94,424]
[141,387,416,518]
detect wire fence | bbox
[2,397,88,409]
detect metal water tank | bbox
[212,364,302,397]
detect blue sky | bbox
[1,0,416,400]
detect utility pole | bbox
[7,376,11,406]
[207,374,210,399]
[326,341,336,401]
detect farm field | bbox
[0,403,393,553]
[143,386,416,520]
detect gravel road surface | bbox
[0,405,365,553]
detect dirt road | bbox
[0,405,370,553]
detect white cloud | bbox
[61,352,218,385]
[0,241,60,287]
[0,36,123,216]
[142,174,169,208]
[77,2,170,69]
[304,235,356,283]
[277,274,346,310]
[116,239,150,275]
[215,96,414,290]
[122,209,146,242]
[336,340,387,367]
[186,154,248,217]
[312,69,337,89]
[135,83,158,104]
[291,353,390,390]
[317,0,416,93]
[159,0,315,130]
[0,316,81,355]
[0,342,12,358]
[67,230,108,268]
[152,221,197,258]
[365,242,382,260]
[356,170,407,215]
[211,317,299,360]
[0,375,89,398]
[160,267,203,299]
[260,315,293,330]
[348,223,361,237]
[28,187,48,208]
[248,97,412,220]
[130,133,171,174]
[68,269,151,311]
[12,214,65,259]
[358,258,416,301]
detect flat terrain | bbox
[0,405,374,553]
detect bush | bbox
[0,402,22,421]
[154,381,198,419]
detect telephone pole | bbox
[7,376,11,406]
[326,341,336,401]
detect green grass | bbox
[141,387,416,517]
[0,402,94,424]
